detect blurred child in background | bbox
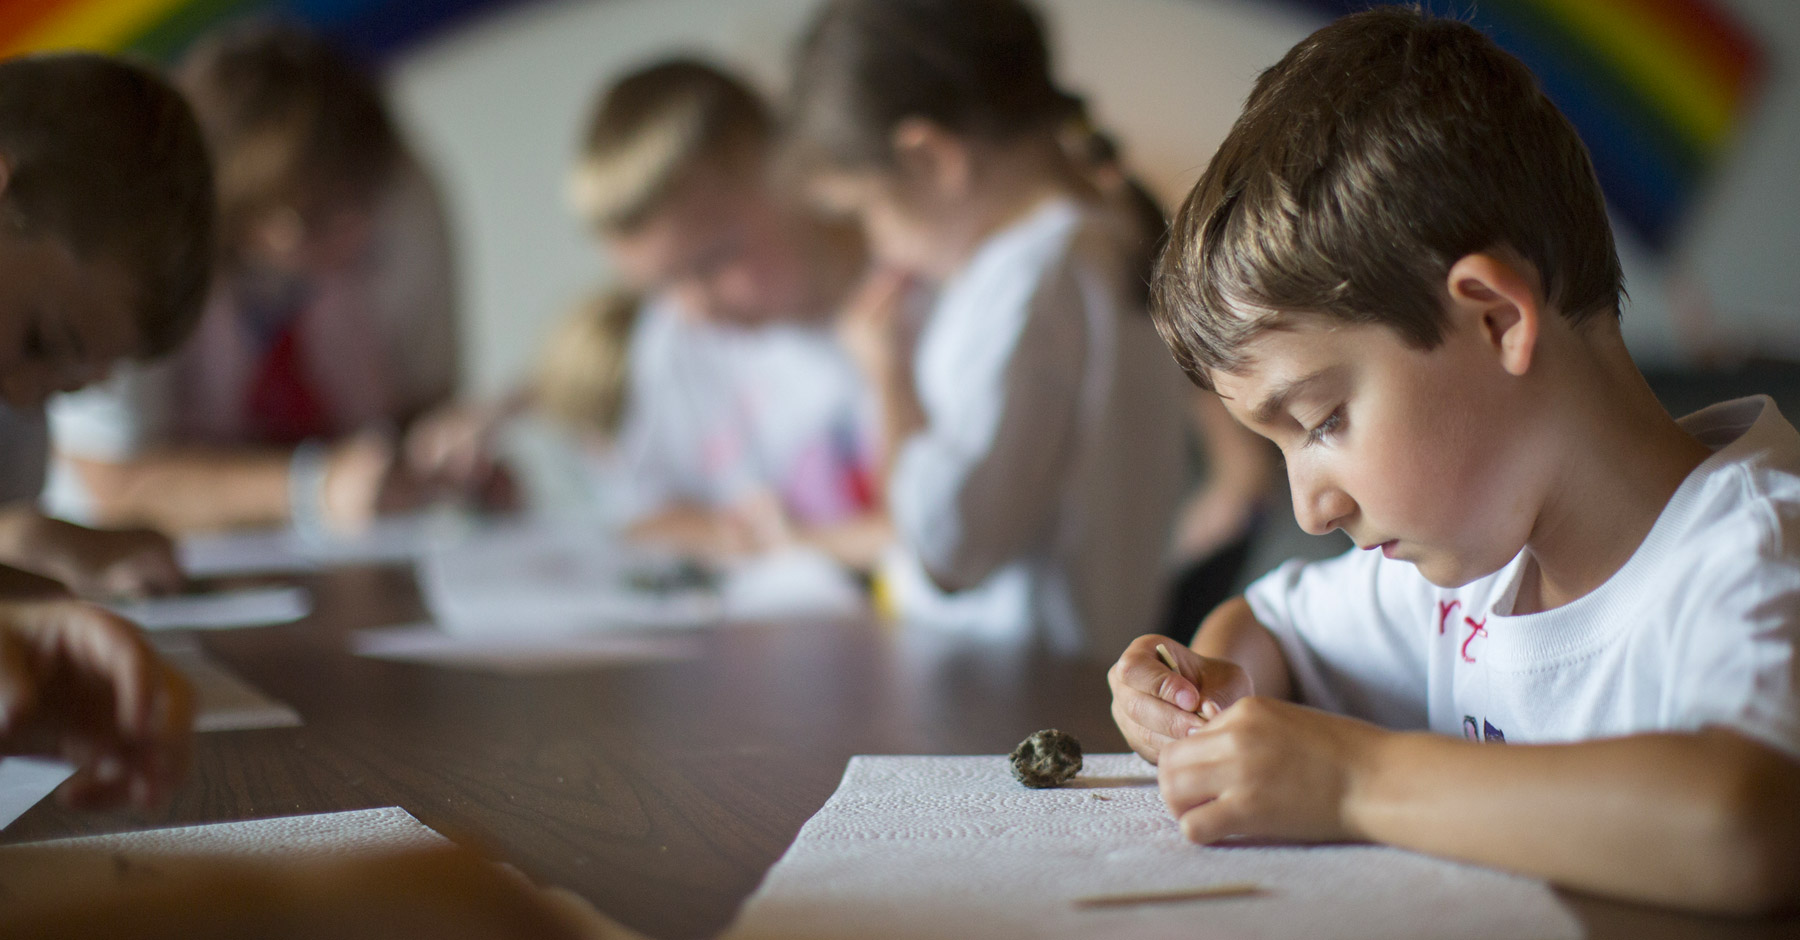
[0,51,213,809]
[49,22,468,537]
[415,59,886,567]
[786,0,1193,653]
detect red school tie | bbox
[245,320,329,445]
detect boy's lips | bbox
[1360,539,1400,558]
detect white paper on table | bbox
[106,586,311,631]
[721,754,1583,940]
[352,623,703,674]
[152,633,301,731]
[421,524,864,638]
[0,806,449,899]
[179,510,480,578]
[0,757,74,830]
[0,806,649,938]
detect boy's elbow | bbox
[1689,731,1800,915]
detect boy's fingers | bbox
[1116,644,1201,711]
[1178,797,1247,845]
[1120,686,1205,740]
[0,633,38,736]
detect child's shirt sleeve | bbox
[1244,546,1434,730]
[1662,500,1800,758]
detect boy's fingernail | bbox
[1176,689,1198,711]
[1201,701,1221,719]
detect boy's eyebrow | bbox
[1248,367,1336,425]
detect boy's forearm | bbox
[68,452,291,534]
[1189,596,1293,701]
[1347,727,1800,914]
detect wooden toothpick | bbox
[1073,882,1265,908]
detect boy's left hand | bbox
[1158,696,1388,844]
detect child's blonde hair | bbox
[532,289,642,438]
[571,59,772,235]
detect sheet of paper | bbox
[179,510,480,578]
[721,754,1583,940]
[420,524,864,637]
[0,757,74,830]
[153,633,302,731]
[106,586,311,631]
[0,806,648,938]
[353,624,702,674]
[0,806,450,899]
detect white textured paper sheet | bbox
[353,624,702,674]
[179,511,479,577]
[421,525,864,637]
[153,633,302,731]
[0,806,449,898]
[0,757,74,830]
[721,754,1584,940]
[107,586,311,631]
[10,805,446,859]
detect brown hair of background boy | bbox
[1154,5,1622,387]
[0,53,214,380]
[0,53,209,813]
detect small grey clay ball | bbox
[1010,729,1082,788]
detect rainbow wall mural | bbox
[0,0,1771,252]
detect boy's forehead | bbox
[1207,323,1357,420]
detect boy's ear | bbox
[890,118,971,198]
[1445,252,1542,377]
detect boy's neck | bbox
[1512,329,1713,614]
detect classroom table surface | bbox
[5,563,1796,940]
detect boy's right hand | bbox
[1108,634,1254,764]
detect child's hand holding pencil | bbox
[1106,634,1254,764]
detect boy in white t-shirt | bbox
[1109,8,1800,914]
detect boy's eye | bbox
[1303,407,1345,446]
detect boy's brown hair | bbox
[0,53,215,357]
[1154,6,1623,389]
[572,59,772,235]
[177,21,401,267]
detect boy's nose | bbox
[1291,469,1354,536]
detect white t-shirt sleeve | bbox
[1244,546,1434,730]
[890,261,1086,591]
[1662,500,1800,757]
[46,362,172,461]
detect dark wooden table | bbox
[5,564,1796,939]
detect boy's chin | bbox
[1409,552,1508,590]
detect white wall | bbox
[386,0,1800,396]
